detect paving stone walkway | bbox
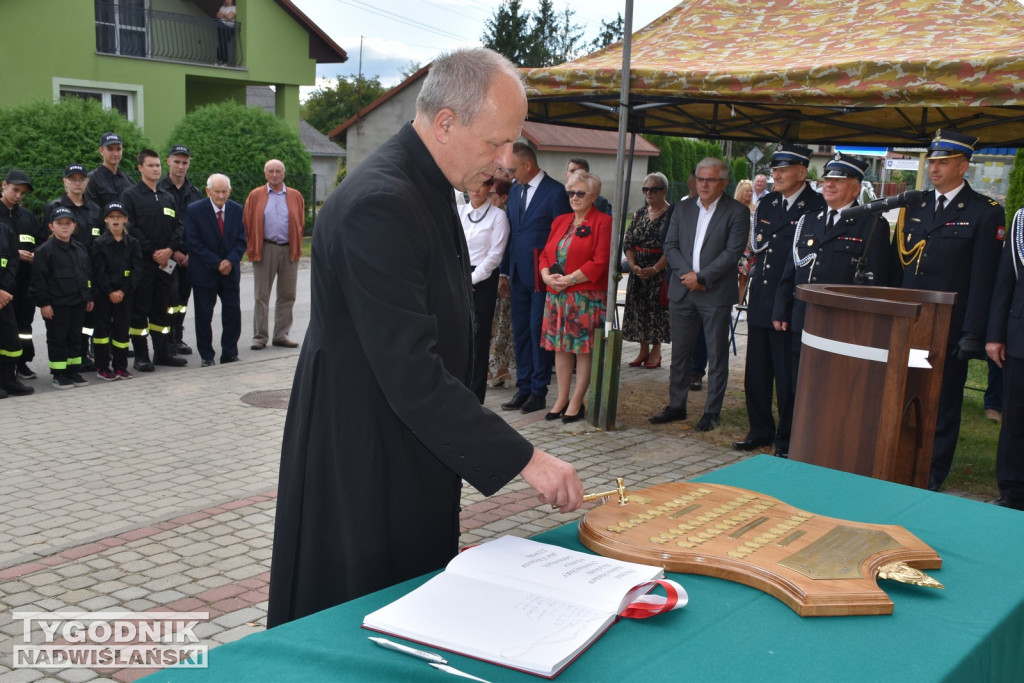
[0,268,982,681]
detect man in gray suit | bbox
[650,157,749,430]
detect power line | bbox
[333,0,473,42]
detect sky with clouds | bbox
[292,0,681,97]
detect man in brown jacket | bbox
[242,159,305,349]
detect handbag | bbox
[658,271,670,308]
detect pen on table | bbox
[429,662,493,683]
[368,636,448,664]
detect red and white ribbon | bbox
[618,579,688,619]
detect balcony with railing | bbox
[95,2,243,68]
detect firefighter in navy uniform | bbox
[773,153,891,386]
[45,163,104,371]
[893,129,1005,491]
[85,132,134,210]
[0,170,46,382]
[986,208,1024,511]
[120,149,187,371]
[0,211,33,397]
[158,145,202,356]
[735,143,827,458]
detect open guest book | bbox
[362,536,686,678]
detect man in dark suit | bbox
[772,152,891,388]
[986,208,1024,510]
[893,129,1004,491]
[184,173,247,366]
[499,142,572,414]
[735,143,826,458]
[651,157,749,431]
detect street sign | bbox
[747,147,763,165]
[885,158,920,171]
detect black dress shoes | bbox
[993,495,1024,511]
[695,413,720,432]
[201,359,216,367]
[774,449,789,459]
[519,394,546,414]
[221,355,239,364]
[501,392,529,411]
[689,374,703,391]
[732,437,773,452]
[649,406,687,424]
[562,406,585,423]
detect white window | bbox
[53,78,144,128]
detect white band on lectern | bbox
[801,330,931,369]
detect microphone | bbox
[840,190,924,219]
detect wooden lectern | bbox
[790,285,955,488]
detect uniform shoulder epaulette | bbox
[989,198,1000,207]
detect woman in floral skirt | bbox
[538,170,612,423]
[622,172,672,368]
[487,178,515,386]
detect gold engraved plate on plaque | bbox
[778,526,901,579]
[578,482,942,617]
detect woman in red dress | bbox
[538,170,612,423]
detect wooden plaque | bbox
[578,482,942,616]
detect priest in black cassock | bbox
[267,48,584,627]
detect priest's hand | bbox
[521,448,584,513]
[986,342,1005,368]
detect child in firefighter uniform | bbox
[92,202,142,380]
[28,207,94,389]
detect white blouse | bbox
[459,201,510,284]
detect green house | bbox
[0,0,347,149]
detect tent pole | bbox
[590,0,633,430]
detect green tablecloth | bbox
[148,455,1024,682]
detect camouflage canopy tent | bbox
[523,0,1024,147]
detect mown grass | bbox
[945,359,1002,497]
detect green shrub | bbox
[731,157,750,183]
[0,97,151,216]
[166,101,313,214]
[1005,148,1024,225]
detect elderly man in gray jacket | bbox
[650,157,749,431]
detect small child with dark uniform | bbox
[28,206,94,389]
[91,202,142,380]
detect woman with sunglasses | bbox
[537,170,611,423]
[623,172,672,368]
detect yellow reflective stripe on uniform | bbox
[163,207,176,217]
[94,337,111,345]
[19,234,35,244]
[0,348,22,358]
[50,360,68,370]
[18,333,33,340]
[67,356,82,366]
[82,327,94,335]
[148,323,170,334]
[111,339,130,349]
[1,258,6,268]
[129,327,149,336]
[178,305,188,314]
[92,228,101,236]
[124,270,131,277]
[166,306,177,315]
